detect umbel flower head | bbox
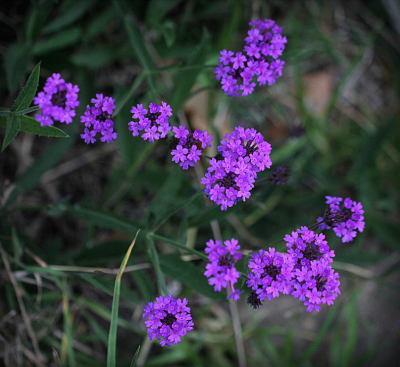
[80,94,117,144]
[129,102,172,143]
[201,126,272,210]
[215,18,287,97]
[246,227,341,312]
[317,196,365,243]
[142,294,194,347]
[204,238,243,301]
[169,126,212,170]
[33,73,79,126]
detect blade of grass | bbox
[62,276,76,367]
[130,345,141,367]
[113,0,157,101]
[107,231,140,367]
[146,236,168,297]
[298,300,340,363]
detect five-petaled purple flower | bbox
[34,73,79,126]
[215,19,287,97]
[142,294,194,347]
[204,238,243,301]
[317,196,365,243]
[129,102,172,143]
[169,126,212,170]
[201,126,272,210]
[80,94,117,144]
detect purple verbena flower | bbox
[142,294,194,347]
[79,94,117,144]
[204,238,243,301]
[169,126,212,170]
[246,248,295,307]
[215,19,287,97]
[129,102,172,143]
[201,126,272,210]
[34,73,79,126]
[318,196,365,243]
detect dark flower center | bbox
[247,291,263,309]
[303,244,322,262]
[323,207,351,227]
[161,313,177,326]
[263,264,280,280]
[221,172,237,188]
[315,275,327,292]
[51,89,67,107]
[218,255,232,268]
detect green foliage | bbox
[0,1,399,366]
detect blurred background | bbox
[0,0,399,366]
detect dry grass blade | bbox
[0,242,45,366]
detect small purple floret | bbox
[34,73,80,126]
[170,126,212,170]
[318,196,365,243]
[79,94,117,144]
[201,126,272,210]
[204,238,243,301]
[215,19,287,97]
[142,294,194,347]
[129,102,172,143]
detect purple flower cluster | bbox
[129,102,172,143]
[33,73,79,126]
[317,196,365,243]
[80,94,117,144]
[201,127,272,210]
[215,19,287,97]
[284,227,340,312]
[204,238,243,301]
[246,227,340,312]
[142,294,194,347]
[170,126,212,170]
[246,248,295,307]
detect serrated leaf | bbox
[0,115,68,138]
[4,43,32,93]
[159,254,227,301]
[32,27,81,55]
[2,114,21,151]
[11,61,41,112]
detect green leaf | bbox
[147,237,168,296]
[168,28,211,112]
[3,126,74,206]
[11,61,41,112]
[43,0,95,34]
[62,204,140,235]
[70,46,116,69]
[113,0,157,100]
[32,27,81,55]
[0,115,68,138]
[159,254,227,301]
[107,232,139,367]
[2,114,21,151]
[4,43,32,93]
[130,346,141,367]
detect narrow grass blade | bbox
[11,61,41,112]
[62,277,76,367]
[146,236,168,297]
[107,231,140,367]
[130,345,140,367]
[298,300,340,363]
